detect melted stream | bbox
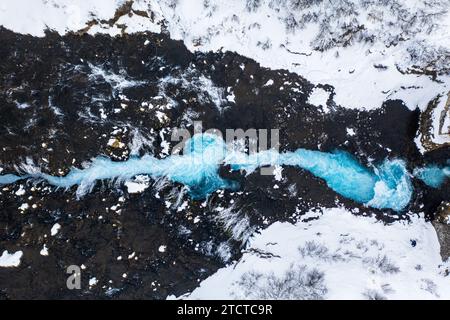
[0,134,448,211]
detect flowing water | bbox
[0,133,439,212]
[414,164,450,188]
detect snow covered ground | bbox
[156,0,450,111]
[0,0,122,35]
[173,208,450,300]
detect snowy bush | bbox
[251,0,450,56]
[403,41,450,75]
[283,13,300,33]
[298,241,345,262]
[362,289,387,300]
[420,278,439,297]
[299,241,329,258]
[257,39,272,50]
[246,0,262,12]
[363,254,400,274]
[234,264,328,299]
[311,23,337,51]
[164,0,179,9]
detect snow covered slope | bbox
[173,208,450,300]
[156,0,450,111]
[0,0,122,35]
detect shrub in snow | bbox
[404,41,450,76]
[298,240,345,262]
[246,0,262,12]
[283,13,300,33]
[362,289,387,300]
[257,39,272,50]
[311,23,337,51]
[299,241,329,258]
[420,279,439,297]
[235,264,328,299]
[266,0,450,71]
[288,0,323,10]
[363,254,400,274]
[164,0,179,9]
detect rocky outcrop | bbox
[419,93,450,152]
[432,202,450,261]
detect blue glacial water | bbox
[0,133,439,212]
[0,134,236,199]
[0,174,25,185]
[414,164,450,188]
[226,146,412,211]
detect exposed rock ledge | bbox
[432,202,450,261]
[420,92,450,152]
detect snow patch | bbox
[176,207,450,300]
[0,250,23,267]
[308,87,330,112]
[51,223,61,236]
[40,245,49,256]
[125,175,150,193]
